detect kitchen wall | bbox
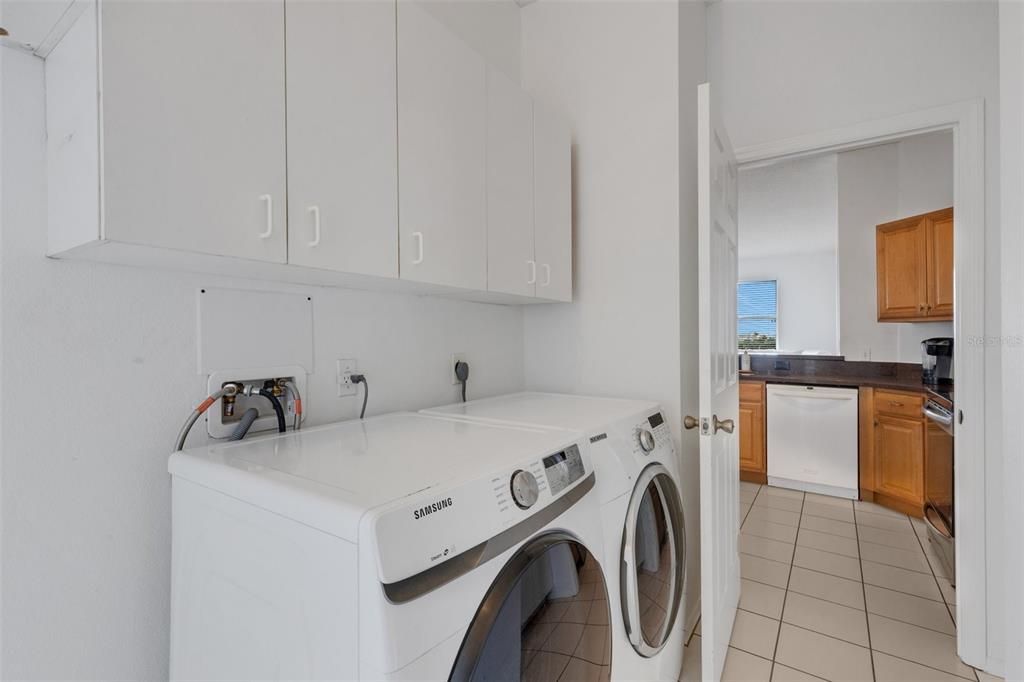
[837,131,955,363]
[709,0,1003,671]
[519,0,706,635]
[0,2,527,678]
[738,154,839,353]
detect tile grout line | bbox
[853,507,878,682]
[768,489,805,680]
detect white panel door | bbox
[697,82,741,682]
[285,0,398,278]
[397,2,487,290]
[486,67,535,297]
[533,102,573,302]
[99,0,287,262]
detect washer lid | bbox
[168,412,583,541]
[422,391,660,434]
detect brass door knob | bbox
[683,415,699,430]
[713,415,735,434]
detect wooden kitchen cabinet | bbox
[867,389,926,517]
[876,207,953,322]
[739,381,767,484]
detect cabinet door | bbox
[874,414,924,505]
[925,209,954,319]
[738,401,765,477]
[486,67,535,297]
[876,218,926,320]
[285,0,398,278]
[397,2,487,290]
[100,0,287,262]
[533,102,573,302]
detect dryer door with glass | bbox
[449,532,612,682]
[620,463,686,657]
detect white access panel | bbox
[766,384,859,499]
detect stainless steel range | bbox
[923,391,955,584]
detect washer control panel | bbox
[510,469,540,509]
[635,411,673,456]
[542,444,585,495]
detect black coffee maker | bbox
[922,337,954,385]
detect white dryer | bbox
[169,412,612,681]
[422,393,688,682]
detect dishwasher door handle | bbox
[772,390,855,401]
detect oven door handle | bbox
[923,404,954,426]
[924,502,953,539]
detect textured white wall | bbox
[0,9,526,679]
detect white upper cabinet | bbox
[285,0,398,278]
[533,102,573,302]
[397,2,487,291]
[51,0,289,262]
[486,67,536,298]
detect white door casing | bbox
[697,82,741,682]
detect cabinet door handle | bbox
[412,232,424,265]
[889,401,904,407]
[527,260,537,285]
[541,264,551,287]
[307,206,321,247]
[258,195,274,239]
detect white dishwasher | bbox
[767,384,859,499]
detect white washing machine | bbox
[422,393,688,682]
[169,412,613,681]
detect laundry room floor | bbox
[680,483,1004,682]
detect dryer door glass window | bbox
[449,534,611,682]
[621,465,685,657]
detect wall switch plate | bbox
[451,352,467,385]
[337,358,358,397]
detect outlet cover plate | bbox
[337,358,358,397]
[451,352,467,385]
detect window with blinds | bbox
[738,280,778,350]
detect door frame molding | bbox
[734,99,987,670]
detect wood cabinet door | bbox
[738,401,765,477]
[876,218,926,320]
[285,0,398,278]
[925,209,954,319]
[100,0,287,263]
[486,67,535,297]
[874,414,924,505]
[397,2,487,290]
[533,101,573,302]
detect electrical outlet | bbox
[337,358,358,397]
[451,352,467,385]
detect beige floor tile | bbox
[782,591,869,646]
[741,533,795,564]
[976,669,1005,682]
[543,622,585,655]
[560,657,603,682]
[742,489,759,505]
[771,664,827,681]
[523,651,570,682]
[740,502,753,519]
[761,485,805,500]
[937,576,956,604]
[924,548,951,579]
[722,647,773,682]
[799,514,858,539]
[741,481,763,493]
[740,578,787,620]
[787,566,865,610]
[861,560,944,601]
[679,636,701,682]
[859,541,931,573]
[573,625,609,665]
[855,500,907,518]
[865,584,956,635]
[868,613,976,679]
[743,517,800,543]
[858,524,923,550]
[747,506,802,528]
[695,618,701,636]
[793,546,862,581]
[798,528,860,558]
[754,495,804,513]
[562,599,592,623]
[775,624,873,682]
[910,516,931,539]
[803,492,854,508]
[730,609,780,659]
[855,511,916,533]
[873,651,972,682]
[741,553,792,588]
[587,601,609,626]
[802,501,855,523]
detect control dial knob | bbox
[510,469,540,509]
[638,429,656,453]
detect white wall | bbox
[709,2,1002,669]
[738,154,838,353]
[0,5,526,678]
[837,132,955,363]
[520,0,706,639]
